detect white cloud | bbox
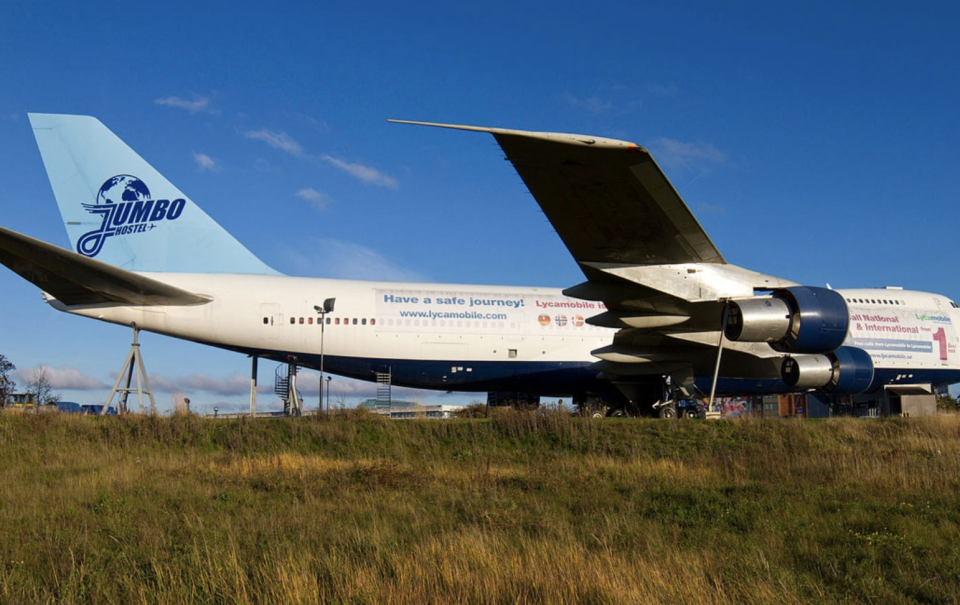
[562,92,614,114]
[141,369,426,404]
[193,152,219,171]
[13,365,105,390]
[693,201,727,215]
[320,154,399,189]
[290,111,329,131]
[648,137,727,172]
[288,373,461,404]
[294,373,379,397]
[155,95,213,114]
[283,237,429,282]
[244,126,398,189]
[648,83,678,97]
[295,187,329,210]
[244,129,304,156]
[149,372,266,396]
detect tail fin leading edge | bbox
[28,113,278,275]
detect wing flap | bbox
[0,226,210,306]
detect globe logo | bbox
[78,174,185,258]
[95,175,151,206]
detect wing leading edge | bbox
[0,226,211,306]
[389,120,725,267]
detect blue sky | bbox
[1,1,959,413]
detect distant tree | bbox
[937,394,958,413]
[455,403,488,419]
[0,354,15,407]
[29,365,61,408]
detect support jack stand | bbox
[103,325,157,415]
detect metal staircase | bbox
[274,362,303,416]
[375,369,392,408]
[274,364,290,399]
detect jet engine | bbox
[780,346,874,394]
[724,286,848,354]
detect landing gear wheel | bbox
[590,410,605,419]
[609,408,627,418]
[658,405,677,419]
[684,408,700,419]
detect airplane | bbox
[1,113,958,417]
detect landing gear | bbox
[579,373,706,419]
[655,402,677,419]
[574,394,609,419]
[611,373,705,419]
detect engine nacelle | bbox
[781,346,875,394]
[725,286,849,354]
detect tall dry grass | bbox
[0,411,958,603]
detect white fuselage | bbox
[53,275,960,395]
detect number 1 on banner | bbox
[933,327,948,361]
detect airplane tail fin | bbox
[28,113,278,275]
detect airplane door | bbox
[260,303,282,340]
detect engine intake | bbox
[725,286,849,354]
[781,346,874,394]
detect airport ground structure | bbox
[713,388,942,419]
[1,411,959,603]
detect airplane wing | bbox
[391,121,788,384]
[0,226,211,306]
[389,120,724,267]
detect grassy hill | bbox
[1,410,959,604]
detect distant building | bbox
[878,386,937,417]
[773,394,831,418]
[359,398,418,410]
[712,394,831,418]
[3,393,37,408]
[359,399,460,419]
[56,401,84,413]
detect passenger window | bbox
[263,317,269,325]
[370,319,376,326]
[352,318,358,325]
[362,318,367,325]
[290,318,295,325]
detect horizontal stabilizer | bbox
[0,226,210,306]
